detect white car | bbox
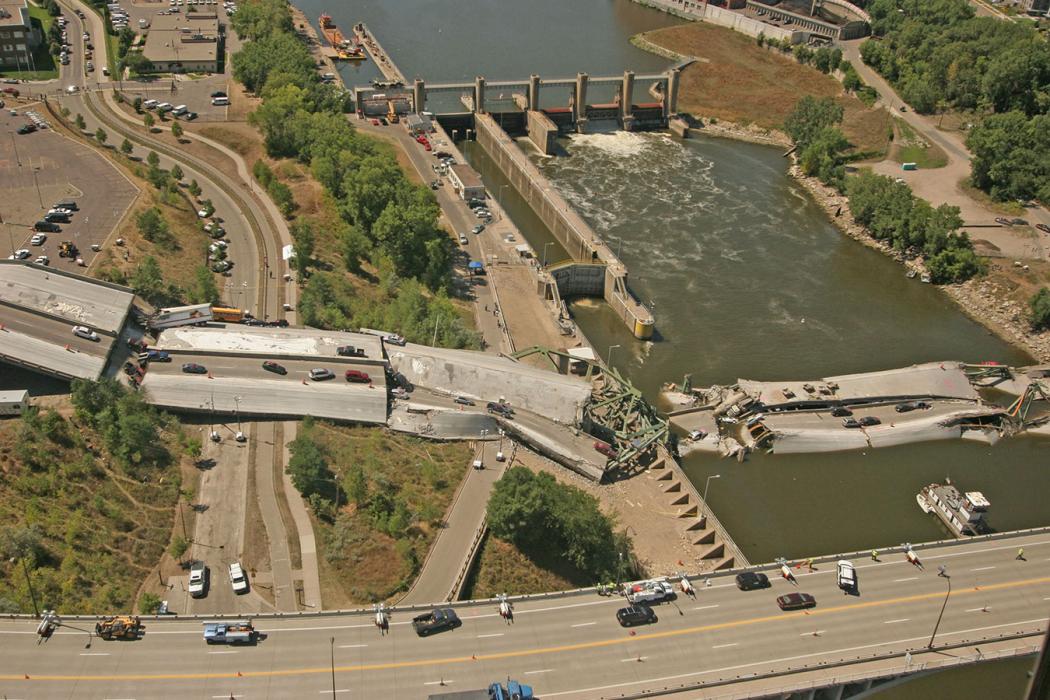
[30,233,46,245]
[837,560,857,591]
[229,562,249,594]
[198,209,211,218]
[209,240,228,249]
[66,85,78,94]
[188,561,208,598]
[34,256,50,266]
[71,325,99,341]
[625,579,676,604]
[11,248,30,260]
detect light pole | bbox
[31,166,44,209]
[607,344,621,370]
[330,636,337,697]
[927,566,952,649]
[542,241,554,267]
[701,473,721,520]
[10,556,40,618]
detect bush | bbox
[1030,288,1050,331]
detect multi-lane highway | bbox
[3,533,1046,699]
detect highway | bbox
[2,533,1046,699]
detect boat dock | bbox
[351,22,406,83]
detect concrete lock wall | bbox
[635,0,799,43]
[526,110,558,155]
[549,263,606,298]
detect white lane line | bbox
[213,696,244,699]
[972,566,996,571]
[800,630,825,636]
[712,643,739,649]
[338,643,368,648]
[693,605,719,611]
[80,652,111,656]
[966,607,990,612]
[423,681,453,686]
[883,618,910,624]
[207,650,238,654]
[571,621,596,628]
[477,633,504,639]
[894,577,919,582]
[621,656,648,662]
[318,690,350,695]
[524,669,554,675]
[543,616,1050,698]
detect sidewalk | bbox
[280,421,322,610]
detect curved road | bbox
[2,534,1047,698]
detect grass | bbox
[890,119,948,169]
[306,423,473,604]
[958,178,1027,217]
[0,406,183,614]
[464,534,591,600]
[641,23,892,156]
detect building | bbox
[0,389,28,416]
[0,0,39,70]
[403,113,432,135]
[1020,0,1050,14]
[447,163,485,201]
[141,12,221,73]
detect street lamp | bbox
[542,241,554,267]
[927,566,952,649]
[701,474,721,521]
[330,636,337,698]
[607,344,621,369]
[10,556,40,618]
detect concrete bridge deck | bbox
[3,529,1046,698]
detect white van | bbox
[172,104,188,116]
[156,102,173,113]
[837,560,856,591]
[211,96,229,106]
[143,99,159,109]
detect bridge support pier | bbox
[473,76,486,114]
[574,72,589,133]
[413,79,425,113]
[665,68,680,119]
[528,74,540,111]
[621,70,636,131]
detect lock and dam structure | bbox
[354,68,687,339]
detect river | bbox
[300,0,1046,693]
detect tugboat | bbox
[918,479,990,538]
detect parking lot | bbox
[120,72,231,122]
[0,106,138,267]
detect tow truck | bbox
[203,619,257,644]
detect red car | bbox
[423,142,432,151]
[345,369,371,383]
[594,441,617,458]
[371,119,380,126]
[777,593,816,611]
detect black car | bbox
[454,396,475,406]
[616,604,657,627]
[830,407,852,417]
[16,124,36,134]
[1011,218,1029,226]
[210,90,227,98]
[777,593,817,611]
[262,360,287,375]
[858,416,881,427]
[487,401,514,418]
[44,212,70,223]
[735,571,771,591]
[182,363,207,374]
[337,345,365,357]
[33,221,61,232]
[411,608,461,636]
[842,417,861,429]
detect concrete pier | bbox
[574,72,589,133]
[351,22,406,83]
[473,113,655,339]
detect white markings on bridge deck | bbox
[424,680,453,686]
[338,643,368,648]
[213,696,244,699]
[693,604,719,610]
[712,643,739,649]
[207,650,238,654]
[894,577,919,582]
[800,630,825,636]
[571,621,596,628]
[319,690,350,694]
[80,652,110,656]
[966,607,990,612]
[972,566,996,571]
[621,656,648,662]
[477,632,504,639]
[524,669,554,675]
[883,618,910,624]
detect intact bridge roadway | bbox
[2,532,1047,699]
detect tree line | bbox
[860,0,1050,203]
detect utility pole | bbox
[927,567,951,649]
[330,636,337,697]
[10,556,40,618]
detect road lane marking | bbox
[206,651,238,654]
[213,696,244,699]
[883,618,910,624]
[712,643,738,649]
[338,644,368,648]
[894,577,919,582]
[319,690,350,694]
[692,605,719,611]
[423,681,452,686]
[799,630,824,636]
[966,607,990,612]
[7,576,1049,682]
[524,669,553,675]
[80,653,110,656]
[570,622,596,628]
[477,633,504,639]
[972,566,996,571]
[621,656,647,662]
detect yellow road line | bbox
[8,575,1049,683]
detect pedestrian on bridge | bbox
[871,549,879,562]
[1017,547,1025,561]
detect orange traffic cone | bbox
[208,372,213,379]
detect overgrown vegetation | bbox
[784,96,849,190]
[289,419,472,602]
[228,0,477,346]
[1031,288,1050,331]
[486,467,630,583]
[0,381,182,614]
[860,0,1050,203]
[847,171,981,283]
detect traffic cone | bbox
[208,372,213,379]
[302,379,307,385]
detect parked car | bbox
[140,350,170,363]
[33,221,61,232]
[30,233,46,246]
[71,325,99,341]
[345,369,370,383]
[309,368,335,381]
[842,417,861,429]
[210,90,227,98]
[487,401,514,418]
[594,440,617,458]
[228,562,249,594]
[830,407,852,417]
[777,592,816,611]
[895,401,931,413]
[735,571,771,591]
[182,363,208,374]
[454,396,475,406]
[616,604,657,627]
[262,360,287,375]
[1011,218,1029,226]
[382,334,406,346]
[1036,224,1050,234]
[625,579,675,604]
[16,124,36,135]
[34,255,50,266]
[10,249,30,260]
[188,561,209,598]
[472,224,485,234]
[336,345,364,357]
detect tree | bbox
[138,592,162,615]
[143,112,155,130]
[188,179,202,197]
[966,112,1050,203]
[286,430,333,499]
[124,53,154,75]
[798,127,849,190]
[169,535,189,561]
[120,137,133,155]
[74,113,85,130]
[0,524,46,561]
[1030,288,1050,331]
[136,207,174,249]
[132,96,143,113]
[343,464,368,507]
[94,127,107,144]
[290,218,315,281]
[171,121,183,140]
[187,265,220,304]
[170,163,184,182]
[146,150,160,168]
[268,180,295,218]
[783,96,844,149]
[129,256,180,307]
[340,223,370,272]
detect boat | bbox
[915,492,932,513]
[319,13,367,61]
[906,269,917,279]
[919,479,990,538]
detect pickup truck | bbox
[427,680,533,700]
[412,608,461,637]
[203,620,256,645]
[625,579,676,604]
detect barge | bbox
[319,13,366,61]
[918,480,990,538]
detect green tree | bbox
[268,180,295,218]
[340,223,370,273]
[188,179,202,197]
[146,151,160,168]
[171,121,183,140]
[0,524,46,560]
[132,96,143,113]
[125,53,154,75]
[170,164,184,182]
[187,265,220,304]
[95,127,107,144]
[143,113,155,130]
[120,137,133,155]
[138,592,162,615]
[136,207,175,249]
[966,112,1050,203]
[1030,288,1050,331]
[783,96,844,149]
[169,535,189,561]
[74,113,85,130]
[798,127,849,190]
[129,256,180,306]
[290,218,315,281]
[343,464,368,507]
[286,428,333,500]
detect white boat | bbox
[916,492,932,514]
[919,481,990,538]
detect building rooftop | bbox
[0,260,135,334]
[0,0,29,28]
[449,163,483,190]
[142,14,219,64]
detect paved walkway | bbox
[253,421,297,611]
[398,442,506,605]
[280,421,322,610]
